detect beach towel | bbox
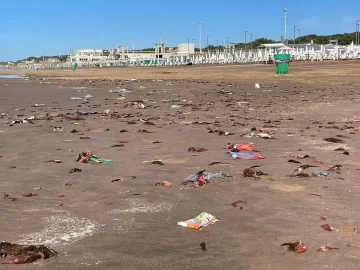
[177,212,218,230]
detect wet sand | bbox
[1,62,360,269]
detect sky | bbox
[1,0,360,61]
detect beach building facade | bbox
[70,43,195,63]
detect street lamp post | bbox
[207,35,210,51]
[198,22,202,54]
[245,31,249,51]
[215,40,218,48]
[293,26,298,44]
[188,38,190,55]
[283,8,288,42]
[355,23,358,46]
[250,33,253,50]
[297,29,301,44]
[357,20,360,45]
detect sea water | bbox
[0,74,24,79]
[0,68,25,79]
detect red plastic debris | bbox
[320,216,327,220]
[56,193,65,197]
[321,224,332,231]
[80,136,90,139]
[23,193,37,197]
[296,242,307,253]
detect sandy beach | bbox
[1,62,360,269]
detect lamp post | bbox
[198,22,202,53]
[188,38,190,55]
[357,20,360,45]
[297,28,301,44]
[283,8,288,42]
[355,23,358,46]
[215,40,218,48]
[250,33,253,50]
[245,30,249,51]
[293,26,298,44]
[207,35,210,52]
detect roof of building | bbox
[258,43,291,49]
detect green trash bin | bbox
[274,54,291,74]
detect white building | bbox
[177,43,195,54]
[70,43,195,63]
[71,49,113,62]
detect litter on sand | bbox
[177,212,219,230]
[323,137,344,143]
[230,151,264,160]
[227,143,253,151]
[241,133,274,139]
[69,168,82,173]
[77,151,112,164]
[4,194,16,201]
[312,171,329,177]
[321,224,338,232]
[184,170,232,187]
[53,127,63,132]
[187,147,208,152]
[46,159,63,163]
[11,119,30,125]
[0,241,57,264]
[281,240,307,254]
[152,181,172,187]
[142,159,164,165]
[317,245,339,252]
[243,166,268,178]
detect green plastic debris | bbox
[89,157,112,164]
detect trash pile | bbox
[0,242,57,264]
[3,78,355,266]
